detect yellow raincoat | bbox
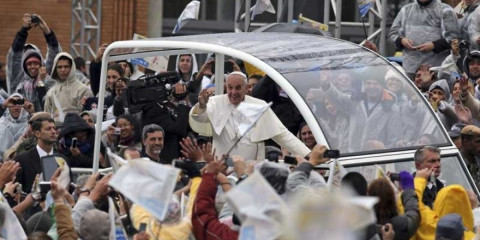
[408,177,476,240]
[130,177,202,240]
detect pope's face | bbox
[226,75,247,105]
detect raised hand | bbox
[204,155,226,175]
[198,59,214,76]
[50,180,66,204]
[36,15,51,34]
[416,168,433,180]
[309,144,329,166]
[23,100,35,114]
[459,74,470,93]
[95,43,109,62]
[419,64,434,85]
[451,39,459,56]
[39,66,47,81]
[198,89,212,109]
[0,161,21,188]
[363,40,378,53]
[455,104,473,124]
[201,142,215,164]
[22,13,32,29]
[179,137,203,161]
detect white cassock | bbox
[189,94,310,160]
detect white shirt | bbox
[36,144,54,158]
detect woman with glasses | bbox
[103,114,142,152]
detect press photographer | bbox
[125,71,191,163]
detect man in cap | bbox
[7,14,61,110]
[460,125,480,187]
[318,71,402,151]
[435,214,465,240]
[463,50,480,85]
[449,123,467,149]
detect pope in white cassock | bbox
[189,71,311,160]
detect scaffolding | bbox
[234,0,387,55]
[234,0,294,32]
[70,0,102,61]
[325,0,387,54]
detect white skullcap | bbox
[227,71,248,84]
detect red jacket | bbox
[192,173,239,240]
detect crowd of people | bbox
[1,1,480,238]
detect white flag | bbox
[106,148,128,172]
[0,193,28,240]
[235,102,272,136]
[326,159,348,190]
[109,159,180,221]
[251,0,276,20]
[226,172,287,240]
[109,197,128,240]
[52,93,65,122]
[172,1,200,34]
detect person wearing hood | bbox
[460,0,480,42]
[385,68,409,106]
[427,79,459,130]
[0,94,33,161]
[79,111,95,128]
[410,168,476,240]
[468,4,480,50]
[44,52,93,122]
[57,113,95,168]
[389,0,459,78]
[7,14,61,99]
[176,54,198,83]
[175,54,202,106]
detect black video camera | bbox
[125,71,180,112]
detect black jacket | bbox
[141,102,191,163]
[252,76,304,135]
[89,60,102,96]
[412,172,444,208]
[390,189,420,240]
[15,147,42,194]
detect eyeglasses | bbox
[117,123,131,128]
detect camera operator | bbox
[141,82,191,163]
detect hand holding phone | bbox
[283,155,297,165]
[71,137,78,148]
[139,223,147,232]
[323,150,340,158]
